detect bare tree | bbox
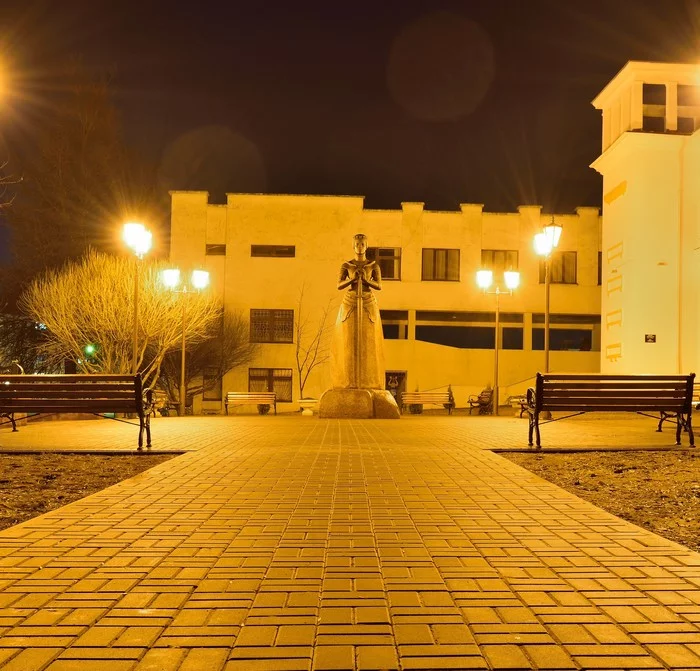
[295,285,333,399]
[158,311,258,406]
[19,250,221,388]
[0,313,52,373]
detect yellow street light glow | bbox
[504,270,520,290]
[476,269,493,290]
[161,268,181,289]
[535,220,563,256]
[534,232,551,256]
[123,222,152,258]
[191,269,210,290]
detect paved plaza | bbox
[1,413,700,670]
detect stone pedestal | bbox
[318,388,400,419]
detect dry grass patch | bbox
[0,454,173,531]
[503,449,700,552]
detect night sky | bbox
[1,0,699,213]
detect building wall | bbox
[169,192,602,412]
[593,133,685,372]
[592,61,700,375]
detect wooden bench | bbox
[0,374,153,450]
[401,391,454,415]
[507,394,528,418]
[225,392,277,415]
[526,372,695,449]
[468,388,493,415]
[151,390,174,417]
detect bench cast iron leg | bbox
[688,414,695,447]
[528,412,534,447]
[676,416,682,446]
[145,412,152,449]
[657,411,665,432]
[1,412,18,432]
[137,412,152,451]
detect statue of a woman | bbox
[331,233,386,389]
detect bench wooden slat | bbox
[0,390,137,398]
[540,374,691,381]
[0,382,136,390]
[402,394,451,401]
[542,394,687,404]
[4,403,137,413]
[542,385,687,398]
[0,375,135,383]
[543,382,688,391]
[542,403,686,412]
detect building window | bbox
[251,245,295,258]
[380,309,408,340]
[249,368,293,402]
[367,247,401,280]
[481,249,518,271]
[597,251,602,286]
[503,328,524,350]
[203,367,222,401]
[250,309,294,343]
[532,313,599,352]
[539,251,577,284]
[422,248,460,281]
[533,329,593,351]
[415,311,524,349]
[205,244,226,256]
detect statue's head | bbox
[353,233,368,255]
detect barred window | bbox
[367,247,401,280]
[539,251,577,284]
[422,248,460,281]
[481,249,518,271]
[250,309,294,343]
[249,368,293,402]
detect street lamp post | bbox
[123,223,152,375]
[476,269,520,416]
[162,268,210,417]
[534,218,563,375]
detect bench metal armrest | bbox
[526,387,536,410]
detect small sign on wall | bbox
[645,334,656,343]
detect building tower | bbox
[591,61,700,374]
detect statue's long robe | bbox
[330,263,385,389]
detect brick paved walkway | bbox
[1,416,700,670]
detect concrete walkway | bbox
[1,415,699,670]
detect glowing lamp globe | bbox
[476,270,493,290]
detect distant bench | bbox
[0,373,153,450]
[527,372,695,449]
[225,392,277,415]
[468,388,493,415]
[401,391,454,415]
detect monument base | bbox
[318,388,400,419]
